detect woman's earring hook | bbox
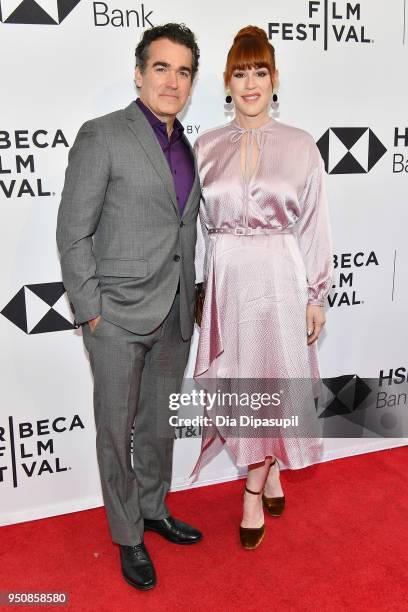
[224,90,234,116]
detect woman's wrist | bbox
[307,299,325,307]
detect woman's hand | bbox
[306,304,326,345]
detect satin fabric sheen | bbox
[192,118,333,472]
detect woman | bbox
[193,26,333,549]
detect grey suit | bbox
[57,101,200,545]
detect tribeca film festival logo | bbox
[1,282,76,334]
[328,250,378,307]
[0,414,85,487]
[268,1,373,50]
[0,0,81,24]
[0,129,68,199]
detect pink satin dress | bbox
[192,118,333,473]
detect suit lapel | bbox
[124,102,179,216]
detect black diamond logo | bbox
[316,128,387,174]
[1,282,76,334]
[319,375,372,418]
[0,0,82,25]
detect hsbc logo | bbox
[0,0,82,25]
[319,374,408,437]
[320,375,372,418]
[1,282,76,334]
[316,128,387,174]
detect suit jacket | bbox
[56,101,201,340]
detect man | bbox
[56,23,202,591]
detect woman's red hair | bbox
[224,25,276,87]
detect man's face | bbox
[135,38,193,121]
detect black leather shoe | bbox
[144,516,202,544]
[119,542,156,590]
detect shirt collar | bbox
[136,98,184,141]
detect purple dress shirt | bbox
[136,98,194,215]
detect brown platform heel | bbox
[239,486,265,550]
[262,458,285,517]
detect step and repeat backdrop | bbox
[1,0,407,525]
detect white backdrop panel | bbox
[0,0,407,525]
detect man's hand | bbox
[88,315,101,333]
[306,304,326,345]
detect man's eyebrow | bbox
[152,61,170,69]
[152,61,192,73]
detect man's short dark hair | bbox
[135,23,200,80]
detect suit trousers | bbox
[82,292,191,545]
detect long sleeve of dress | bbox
[193,139,210,285]
[297,152,333,306]
[194,210,208,284]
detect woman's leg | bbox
[241,456,285,527]
[263,457,284,498]
[241,458,271,528]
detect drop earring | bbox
[270,91,280,117]
[224,91,234,114]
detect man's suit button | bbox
[180,221,184,227]
[173,254,181,262]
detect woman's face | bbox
[229,65,273,120]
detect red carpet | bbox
[1,446,408,611]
